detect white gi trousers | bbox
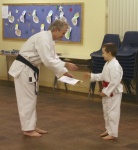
[14,66,37,131]
[102,93,122,137]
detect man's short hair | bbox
[48,20,69,31]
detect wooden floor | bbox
[0,80,138,150]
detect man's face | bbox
[53,27,68,40]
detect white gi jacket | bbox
[9,30,68,79]
[90,58,123,137]
[90,58,123,96]
[8,30,69,131]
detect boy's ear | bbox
[108,51,112,56]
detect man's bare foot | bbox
[100,131,108,137]
[23,130,42,137]
[102,135,117,140]
[35,127,48,134]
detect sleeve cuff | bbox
[90,73,95,82]
[55,67,68,78]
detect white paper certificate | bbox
[58,76,81,85]
[2,6,8,19]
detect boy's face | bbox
[102,47,111,61]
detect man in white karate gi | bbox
[84,43,123,140]
[8,20,78,137]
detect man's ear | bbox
[54,27,59,32]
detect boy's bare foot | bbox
[35,127,48,134]
[23,130,42,137]
[100,131,108,137]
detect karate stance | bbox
[84,43,123,140]
[9,20,78,137]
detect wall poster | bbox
[2,3,84,44]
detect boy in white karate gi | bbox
[84,43,123,140]
[8,20,78,137]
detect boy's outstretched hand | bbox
[83,72,91,80]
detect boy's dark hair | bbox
[102,43,118,57]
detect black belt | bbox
[16,54,39,95]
